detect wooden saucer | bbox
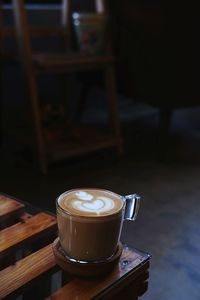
[52,237,123,277]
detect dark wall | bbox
[108,1,200,108]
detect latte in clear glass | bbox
[57,188,124,262]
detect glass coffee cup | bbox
[56,188,140,263]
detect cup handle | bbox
[123,194,141,221]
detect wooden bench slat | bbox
[0,213,57,258]
[0,194,151,300]
[0,244,56,299]
[47,246,150,300]
[0,195,24,223]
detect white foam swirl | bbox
[75,191,93,201]
[72,196,115,215]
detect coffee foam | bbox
[58,189,123,217]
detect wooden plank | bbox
[46,245,150,300]
[45,125,121,163]
[19,212,32,222]
[2,26,66,38]
[95,270,149,300]
[0,244,57,299]
[0,213,57,259]
[34,54,114,70]
[0,195,24,223]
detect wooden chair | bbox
[11,0,122,174]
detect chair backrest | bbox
[12,0,107,55]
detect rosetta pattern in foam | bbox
[72,191,115,215]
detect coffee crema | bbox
[57,189,123,217]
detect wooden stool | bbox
[10,0,123,174]
[0,193,151,300]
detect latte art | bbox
[75,191,93,201]
[58,189,123,217]
[72,196,115,215]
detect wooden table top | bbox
[0,193,151,300]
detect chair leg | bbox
[26,73,47,174]
[104,65,123,154]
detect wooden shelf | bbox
[45,124,122,163]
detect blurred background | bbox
[1,1,200,299]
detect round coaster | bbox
[52,237,123,277]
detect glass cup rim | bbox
[56,188,125,219]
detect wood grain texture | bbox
[0,194,151,300]
[0,195,24,223]
[46,245,150,300]
[47,127,121,163]
[33,54,114,72]
[0,244,56,299]
[0,213,57,258]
